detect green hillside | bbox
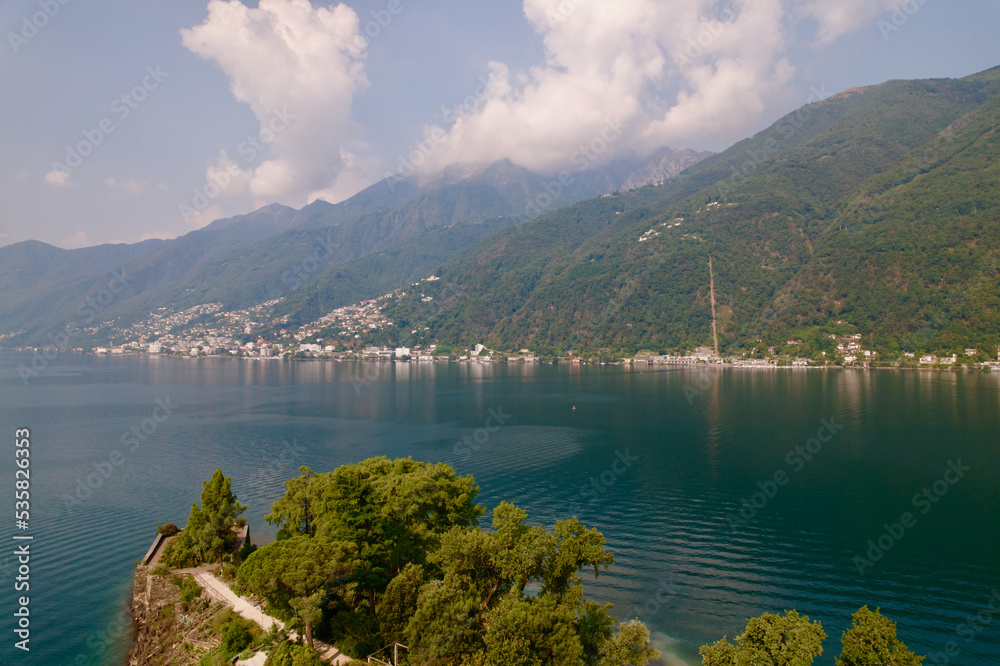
[380,67,1000,359]
[0,150,704,346]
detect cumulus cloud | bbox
[419,0,886,175]
[105,178,146,195]
[186,203,228,230]
[181,0,371,207]
[799,0,902,44]
[45,169,72,187]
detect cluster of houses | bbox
[634,346,806,368]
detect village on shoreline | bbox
[4,276,997,371]
[5,341,1000,371]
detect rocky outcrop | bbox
[127,566,225,665]
[620,146,714,191]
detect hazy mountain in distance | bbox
[0,146,712,345]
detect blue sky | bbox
[1,0,998,249]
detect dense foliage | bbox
[162,467,934,665]
[161,468,246,567]
[699,607,925,665]
[264,641,329,666]
[236,457,659,664]
[836,606,924,666]
[700,610,826,665]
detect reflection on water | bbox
[0,355,998,665]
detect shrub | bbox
[265,641,329,666]
[176,576,202,611]
[158,522,182,537]
[221,622,254,655]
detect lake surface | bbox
[1,353,998,665]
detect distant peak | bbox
[830,86,870,101]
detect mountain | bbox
[619,146,714,191]
[378,66,1000,358]
[0,148,708,345]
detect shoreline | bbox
[3,348,995,372]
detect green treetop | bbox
[700,610,826,665]
[835,606,924,666]
[162,468,246,567]
[405,501,658,665]
[266,458,484,613]
[237,536,358,649]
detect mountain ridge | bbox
[376,66,1000,358]
[0,147,708,345]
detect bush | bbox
[160,537,200,569]
[221,622,254,655]
[176,576,202,611]
[238,539,257,563]
[217,562,240,583]
[265,641,329,666]
[158,522,181,537]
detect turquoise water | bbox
[0,354,998,664]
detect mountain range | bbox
[379,66,1000,359]
[3,65,999,360]
[0,148,707,346]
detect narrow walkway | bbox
[177,566,354,665]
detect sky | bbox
[0,0,998,249]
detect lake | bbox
[1,353,998,665]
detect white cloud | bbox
[206,150,253,202]
[186,203,228,230]
[105,178,147,195]
[181,0,371,207]
[419,0,887,175]
[64,230,91,249]
[45,169,72,187]
[800,0,901,45]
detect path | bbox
[177,565,354,665]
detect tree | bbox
[700,610,826,665]
[597,620,661,666]
[405,502,657,665]
[237,536,358,649]
[377,563,424,646]
[836,606,924,665]
[266,458,484,613]
[162,469,246,567]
